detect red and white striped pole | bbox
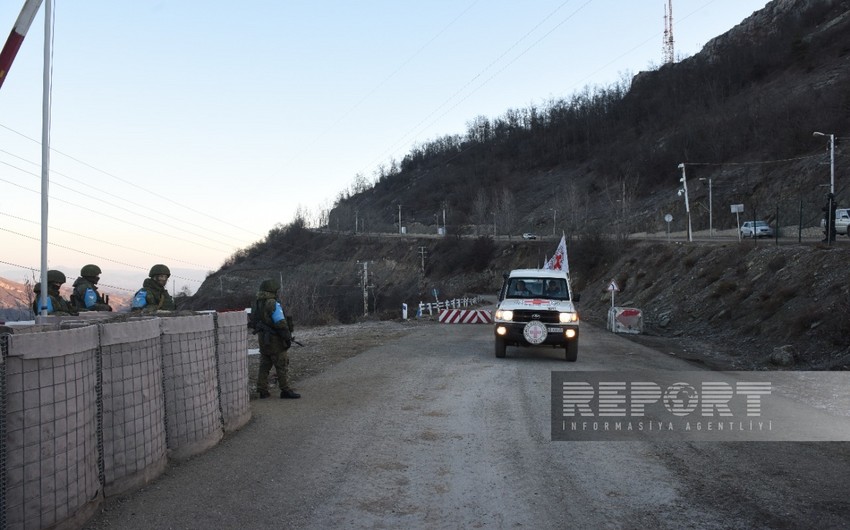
[0,0,44,90]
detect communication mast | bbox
[663,0,675,64]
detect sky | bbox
[0,0,768,294]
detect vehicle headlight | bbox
[496,310,513,321]
[559,312,579,323]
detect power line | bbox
[0,173,232,253]
[0,146,249,246]
[359,0,589,176]
[0,122,263,239]
[0,226,202,284]
[0,211,214,270]
[283,0,482,170]
[681,153,824,167]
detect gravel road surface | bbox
[84,318,850,529]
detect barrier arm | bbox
[0,0,43,90]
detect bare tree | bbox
[472,190,489,235]
[496,187,516,238]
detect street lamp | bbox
[814,131,836,243]
[813,131,835,194]
[678,163,693,242]
[699,177,712,237]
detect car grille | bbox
[512,310,561,324]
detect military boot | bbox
[280,389,301,399]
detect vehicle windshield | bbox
[507,278,569,300]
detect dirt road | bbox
[84,320,850,529]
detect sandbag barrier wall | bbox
[1,312,251,530]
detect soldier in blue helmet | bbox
[70,264,113,312]
[131,264,177,312]
[250,278,300,399]
[31,270,77,316]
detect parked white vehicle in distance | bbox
[820,208,850,236]
[522,233,538,240]
[740,220,774,238]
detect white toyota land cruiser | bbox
[493,268,580,361]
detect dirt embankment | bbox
[579,240,850,370]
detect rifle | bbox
[249,319,304,348]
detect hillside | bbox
[5,1,849,369]
[0,276,131,320]
[183,221,849,369]
[579,239,850,370]
[326,0,850,239]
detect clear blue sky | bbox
[0,0,767,293]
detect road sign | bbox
[607,280,619,292]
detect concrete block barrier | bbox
[438,309,493,324]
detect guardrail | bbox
[417,297,481,317]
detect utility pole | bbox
[419,247,427,272]
[442,201,447,235]
[354,208,358,234]
[359,261,369,316]
[678,163,693,243]
[398,204,402,234]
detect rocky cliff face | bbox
[700,0,849,60]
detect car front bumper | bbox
[494,321,579,347]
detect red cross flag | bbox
[543,234,569,273]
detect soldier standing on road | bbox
[70,264,113,312]
[31,270,78,316]
[131,264,177,312]
[252,278,300,399]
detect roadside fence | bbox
[417,297,481,317]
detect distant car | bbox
[522,233,538,240]
[740,220,774,238]
[820,208,850,236]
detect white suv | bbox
[493,269,580,361]
[821,208,850,236]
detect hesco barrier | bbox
[0,312,251,530]
[5,326,102,530]
[159,315,223,460]
[99,318,166,496]
[214,312,250,432]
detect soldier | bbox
[31,270,77,316]
[70,264,113,311]
[251,278,300,399]
[131,264,177,312]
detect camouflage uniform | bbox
[132,264,177,312]
[253,279,299,399]
[31,270,77,316]
[70,264,113,312]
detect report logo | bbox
[551,371,850,441]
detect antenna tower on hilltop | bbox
[663,0,675,64]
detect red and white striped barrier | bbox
[438,309,492,324]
